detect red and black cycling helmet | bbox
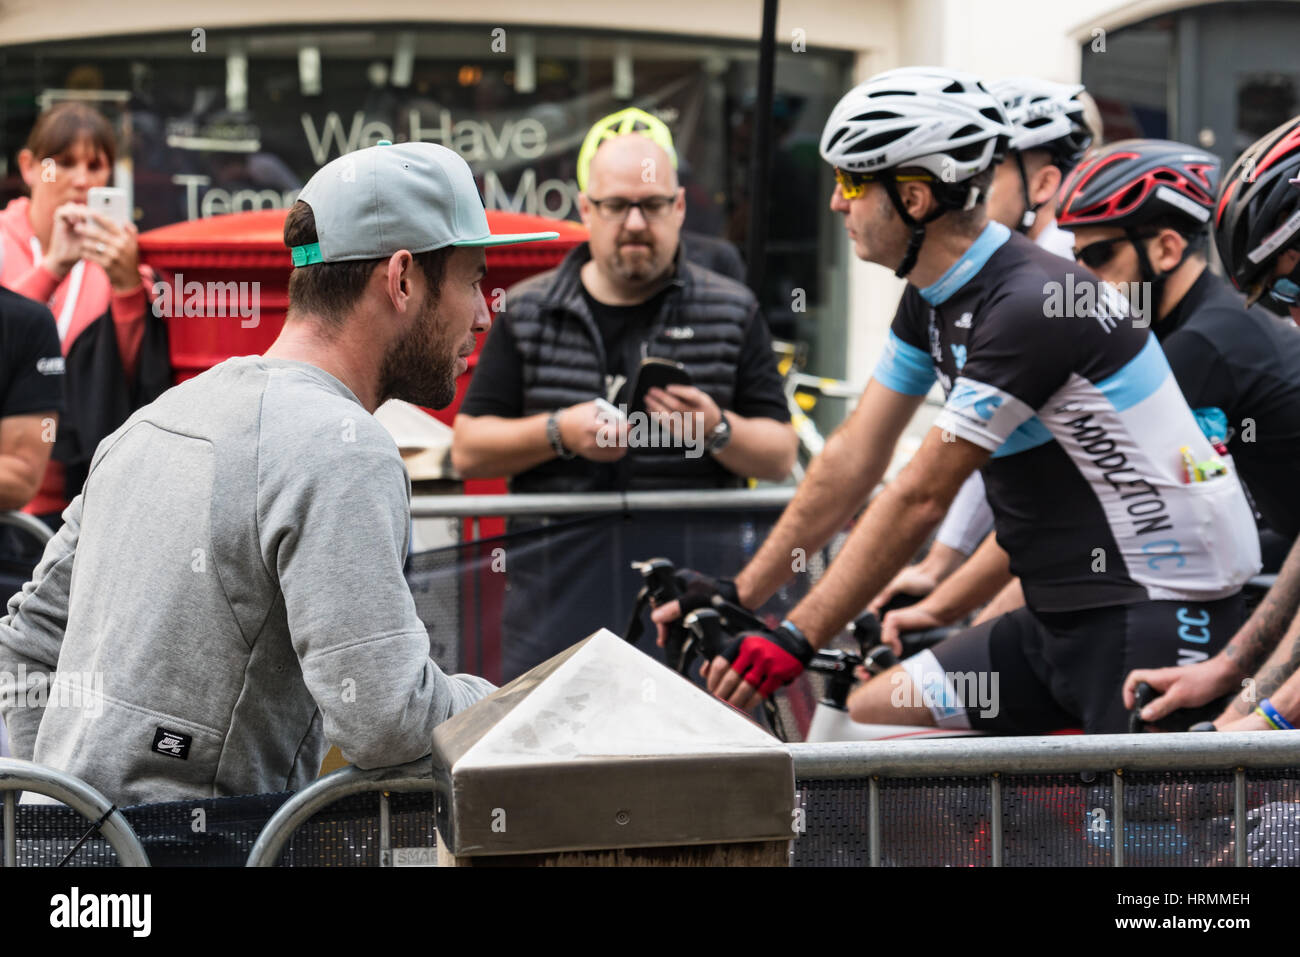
[1214,115,1300,304]
[1056,139,1221,233]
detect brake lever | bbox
[626,558,685,658]
[1129,681,1156,733]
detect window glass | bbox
[1,27,851,380]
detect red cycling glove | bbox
[723,622,815,699]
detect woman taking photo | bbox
[0,101,171,535]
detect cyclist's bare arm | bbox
[901,530,1013,625]
[972,576,1025,625]
[1222,640,1300,728]
[868,540,967,614]
[1225,534,1300,680]
[783,427,990,648]
[1220,601,1300,722]
[731,380,926,609]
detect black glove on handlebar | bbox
[674,569,741,616]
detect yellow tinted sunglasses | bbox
[834,167,934,200]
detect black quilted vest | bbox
[506,243,756,493]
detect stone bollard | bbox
[432,628,795,866]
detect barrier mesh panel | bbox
[1116,771,1236,867]
[279,791,436,867]
[793,776,992,867]
[1241,770,1300,866]
[12,791,292,866]
[877,777,992,866]
[794,770,1300,867]
[1002,773,1111,867]
[792,778,869,867]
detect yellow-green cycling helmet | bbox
[576,107,678,192]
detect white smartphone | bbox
[594,397,627,422]
[86,187,130,225]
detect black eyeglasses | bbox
[586,195,678,220]
[1074,235,1134,269]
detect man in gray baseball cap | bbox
[0,141,555,806]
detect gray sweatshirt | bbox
[0,356,494,806]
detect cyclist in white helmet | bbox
[869,77,1097,628]
[654,67,1259,734]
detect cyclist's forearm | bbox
[922,532,1011,622]
[787,473,949,647]
[785,430,988,647]
[1223,614,1300,719]
[1261,664,1300,727]
[1222,534,1300,678]
[918,542,967,584]
[733,423,883,608]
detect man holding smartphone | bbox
[452,130,796,678]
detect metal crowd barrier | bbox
[246,758,433,867]
[238,732,1300,867]
[0,510,55,546]
[0,758,150,866]
[790,733,1300,867]
[411,487,797,518]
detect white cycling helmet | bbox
[820,66,1013,182]
[989,76,1093,168]
[820,66,1013,277]
[988,76,1094,232]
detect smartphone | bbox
[627,358,693,415]
[86,187,130,226]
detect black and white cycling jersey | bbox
[874,221,1260,612]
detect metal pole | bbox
[1234,768,1247,868]
[3,791,14,867]
[1112,770,1124,868]
[788,732,1300,777]
[990,773,1002,867]
[379,791,392,867]
[868,776,880,867]
[411,486,798,518]
[744,0,779,294]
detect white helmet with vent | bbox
[988,76,1093,168]
[819,66,1013,182]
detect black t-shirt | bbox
[1155,269,1300,541]
[0,287,64,419]
[461,281,789,423]
[582,285,670,396]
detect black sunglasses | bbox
[1073,235,1133,269]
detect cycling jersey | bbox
[1156,269,1300,542]
[932,220,1075,555]
[874,221,1260,612]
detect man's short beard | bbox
[377,290,458,409]
[609,229,671,283]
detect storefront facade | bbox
[4,0,1299,423]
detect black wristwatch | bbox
[705,412,732,454]
[547,412,575,459]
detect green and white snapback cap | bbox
[291,140,558,266]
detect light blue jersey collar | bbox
[919,221,1011,305]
